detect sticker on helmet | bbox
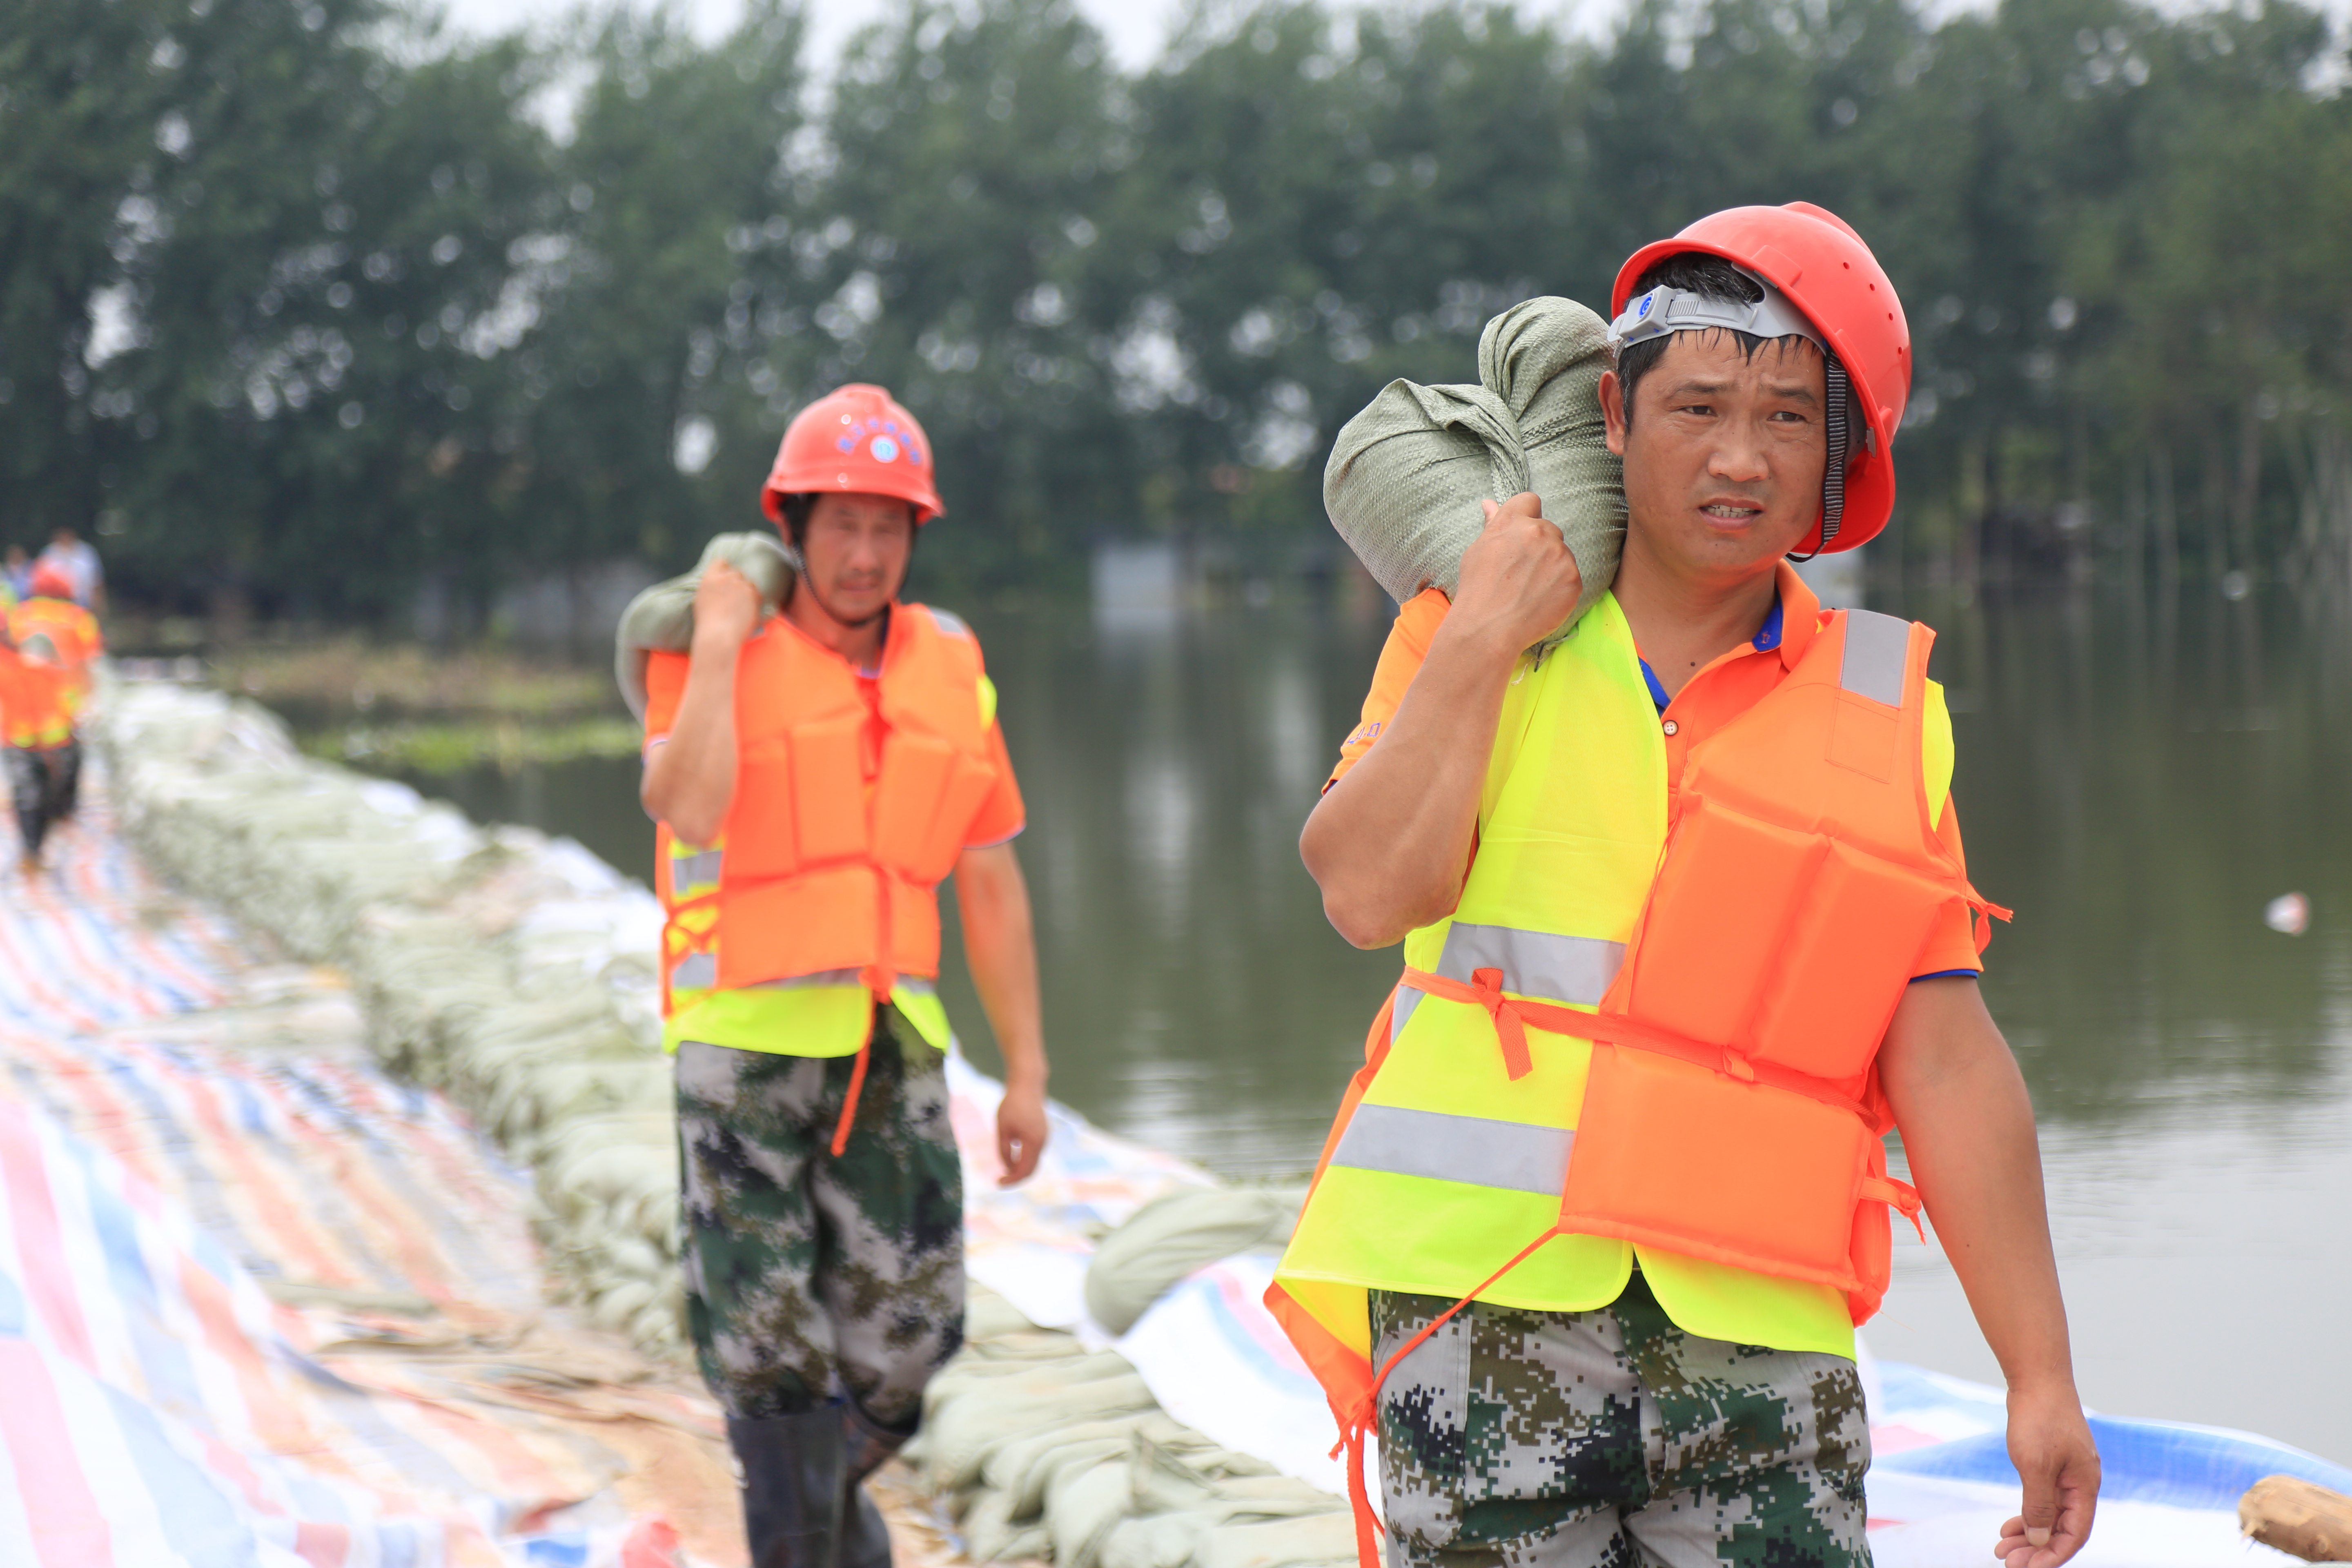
[871,435,900,463]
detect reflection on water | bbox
[366,584,2352,1461]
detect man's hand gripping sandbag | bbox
[1324,296,1622,646]
[612,531,796,719]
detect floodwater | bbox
[366,583,2352,1464]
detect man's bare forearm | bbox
[955,842,1046,1089]
[1301,613,1526,948]
[639,630,742,845]
[1880,979,2075,1390]
[1881,977,2099,1565]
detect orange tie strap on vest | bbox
[1862,1173,1926,1241]
[1399,966,1875,1123]
[659,890,719,1019]
[1397,967,1581,1080]
[831,1033,873,1158]
[1327,1223,1573,1568]
[830,961,897,1158]
[1968,891,2013,955]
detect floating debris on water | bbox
[2266,892,2312,935]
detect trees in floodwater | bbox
[3,0,2349,619]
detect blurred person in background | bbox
[36,524,104,612]
[1,545,30,605]
[13,561,105,780]
[639,384,1051,1568]
[0,624,80,878]
[1272,205,2098,1568]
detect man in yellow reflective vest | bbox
[1273,206,2099,1568]
[641,385,1050,1568]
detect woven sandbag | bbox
[613,530,797,719]
[1324,296,1623,648]
[1084,1187,1305,1336]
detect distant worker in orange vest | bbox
[1270,205,2099,1568]
[640,384,1050,1568]
[12,560,104,719]
[1,624,80,878]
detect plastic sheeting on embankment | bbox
[0,766,724,1566]
[94,680,684,1356]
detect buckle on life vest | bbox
[1720,1048,1757,1083]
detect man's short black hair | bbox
[1615,253,1816,423]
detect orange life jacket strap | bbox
[659,890,721,1018]
[1327,1221,1574,1568]
[831,874,901,1156]
[1861,1173,1926,1241]
[1398,966,1873,1121]
[831,1030,873,1158]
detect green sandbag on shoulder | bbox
[1323,296,1624,650]
[612,530,797,719]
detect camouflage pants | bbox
[676,1011,964,1430]
[1369,1271,1871,1568]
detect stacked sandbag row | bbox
[911,1287,1356,1568]
[93,679,687,1357]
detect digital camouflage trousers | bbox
[676,1011,965,1432]
[1370,1270,1871,1568]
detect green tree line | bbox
[5,0,2350,622]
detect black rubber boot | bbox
[838,1401,913,1568]
[728,1410,848,1568]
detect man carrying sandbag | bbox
[638,383,1051,1568]
[1270,204,2100,1568]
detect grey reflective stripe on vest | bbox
[671,953,717,991]
[1392,922,1624,1039]
[1328,1104,1574,1196]
[1840,610,1911,706]
[670,848,724,889]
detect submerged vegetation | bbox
[314,716,644,773]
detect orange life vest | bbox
[9,598,99,667]
[1396,611,2003,1319]
[0,646,74,748]
[9,598,99,713]
[643,600,1001,1023]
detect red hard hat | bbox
[1612,202,1910,554]
[761,384,944,526]
[28,562,75,601]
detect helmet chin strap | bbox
[1786,351,1853,565]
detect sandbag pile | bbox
[92,678,687,1356]
[909,1287,1355,1568]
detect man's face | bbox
[800,492,915,624]
[1601,330,1829,581]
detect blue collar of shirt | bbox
[1639,596,1783,712]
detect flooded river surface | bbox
[376,583,2352,1463]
